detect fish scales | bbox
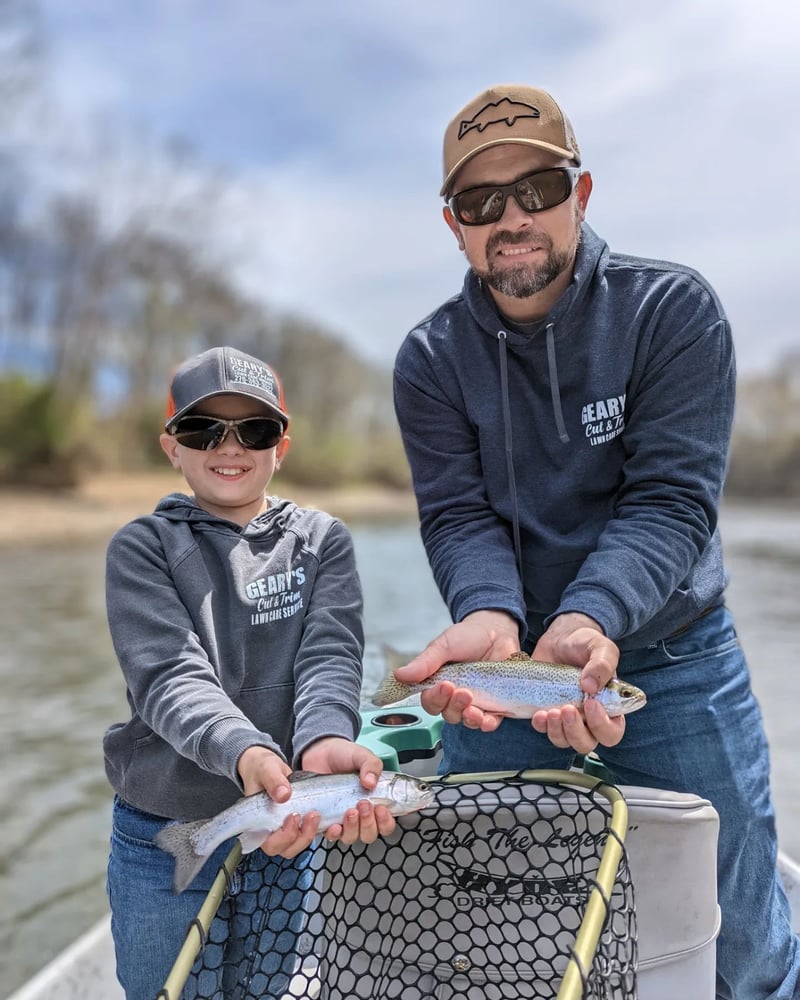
[372,653,647,719]
[155,770,434,893]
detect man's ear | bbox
[443,205,465,250]
[576,171,593,219]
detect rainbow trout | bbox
[155,770,434,893]
[372,652,646,719]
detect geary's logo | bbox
[581,393,626,447]
[246,567,306,624]
[228,356,277,397]
[458,98,540,140]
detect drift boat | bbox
[7,706,800,1000]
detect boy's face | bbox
[160,394,290,526]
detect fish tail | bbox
[154,820,210,894]
[371,674,414,707]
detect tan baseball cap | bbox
[441,84,581,197]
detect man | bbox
[392,83,799,998]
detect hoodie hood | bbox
[153,491,296,538]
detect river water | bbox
[1,501,798,994]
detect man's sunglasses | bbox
[449,167,581,226]
[168,415,284,451]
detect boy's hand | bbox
[237,745,321,858]
[301,737,396,845]
[236,740,397,855]
[236,745,293,801]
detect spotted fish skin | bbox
[371,652,647,719]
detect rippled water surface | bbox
[1,501,798,993]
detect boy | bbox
[104,345,393,999]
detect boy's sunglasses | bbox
[169,415,284,451]
[449,167,581,226]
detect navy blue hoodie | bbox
[393,224,734,650]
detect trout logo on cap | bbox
[457,98,541,140]
[440,84,581,198]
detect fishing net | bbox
[158,770,637,1000]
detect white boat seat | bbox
[618,785,720,998]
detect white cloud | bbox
[31,0,800,371]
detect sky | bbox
[24,0,800,373]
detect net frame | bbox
[158,769,637,1000]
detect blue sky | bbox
[27,0,800,372]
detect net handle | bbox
[156,842,243,1000]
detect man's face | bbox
[444,145,591,312]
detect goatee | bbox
[475,226,580,299]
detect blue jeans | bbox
[442,606,800,1000]
[107,797,313,1000]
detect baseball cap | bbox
[441,84,581,197]
[165,346,289,430]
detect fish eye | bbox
[620,686,634,697]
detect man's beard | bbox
[474,225,580,299]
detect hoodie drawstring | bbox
[497,331,523,579]
[546,322,570,445]
[497,323,571,579]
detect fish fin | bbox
[503,651,532,662]
[288,769,321,783]
[371,673,414,707]
[238,829,272,853]
[381,644,416,672]
[154,820,210,894]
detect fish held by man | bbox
[372,652,647,719]
[154,770,435,893]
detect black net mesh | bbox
[164,772,637,1000]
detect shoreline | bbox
[2,474,792,550]
[0,472,418,547]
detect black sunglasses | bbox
[169,415,284,451]
[450,167,581,226]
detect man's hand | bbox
[393,610,521,731]
[531,612,625,752]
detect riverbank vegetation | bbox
[1,4,797,500]
[3,357,799,499]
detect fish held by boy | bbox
[155,770,435,893]
[372,652,646,719]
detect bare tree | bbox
[0,0,42,122]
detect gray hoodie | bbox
[103,493,364,820]
[393,224,734,650]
